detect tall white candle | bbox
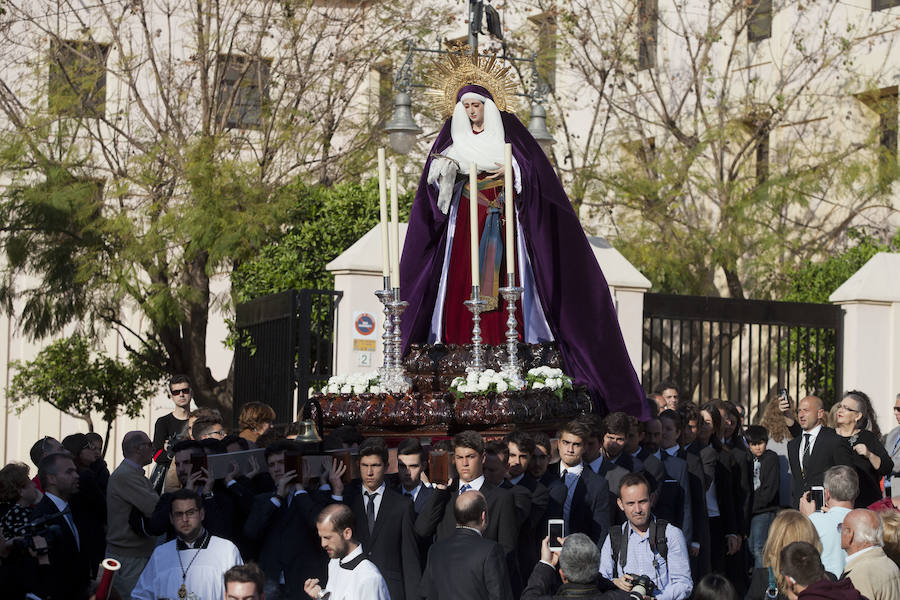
[390,163,400,289]
[470,162,479,291]
[504,143,515,283]
[378,148,390,280]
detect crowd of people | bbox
[2,375,900,600]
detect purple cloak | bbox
[399,111,649,419]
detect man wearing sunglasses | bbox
[153,375,193,452]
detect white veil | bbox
[427,91,521,213]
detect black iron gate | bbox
[233,289,342,427]
[642,293,844,418]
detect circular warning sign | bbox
[355,313,376,336]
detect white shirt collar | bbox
[845,545,879,563]
[560,462,584,477]
[653,450,662,460]
[457,525,483,536]
[339,544,363,566]
[664,445,679,456]
[459,474,485,491]
[45,492,67,512]
[509,473,525,486]
[588,455,604,472]
[361,481,386,497]
[804,424,823,439]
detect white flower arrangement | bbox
[525,366,574,400]
[450,369,525,398]
[321,372,382,395]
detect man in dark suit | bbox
[649,411,694,552]
[420,490,513,600]
[530,433,558,488]
[396,437,434,515]
[546,420,611,545]
[243,441,335,600]
[504,430,550,581]
[414,430,519,586]
[602,413,643,473]
[341,437,421,600]
[33,453,91,600]
[787,395,855,507]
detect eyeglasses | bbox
[839,403,860,413]
[171,387,191,396]
[836,523,843,532]
[203,429,226,438]
[893,406,900,413]
[173,508,200,520]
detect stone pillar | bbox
[829,252,900,436]
[586,237,652,376]
[327,224,408,377]
[326,227,652,380]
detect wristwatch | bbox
[317,590,331,600]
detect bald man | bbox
[420,491,513,600]
[105,431,159,598]
[841,509,900,600]
[787,396,854,507]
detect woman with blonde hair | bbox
[745,509,821,600]
[879,510,900,569]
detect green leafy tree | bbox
[233,179,413,301]
[0,0,447,420]
[8,335,162,456]
[781,230,900,403]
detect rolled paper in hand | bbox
[378,148,390,281]
[95,557,121,600]
[504,143,514,282]
[470,162,479,290]
[390,163,400,289]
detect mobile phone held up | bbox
[811,486,825,511]
[548,519,565,552]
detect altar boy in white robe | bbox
[304,504,390,600]
[132,489,242,600]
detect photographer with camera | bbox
[599,473,692,600]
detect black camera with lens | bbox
[626,574,657,600]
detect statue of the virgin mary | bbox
[399,52,647,418]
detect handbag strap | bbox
[766,566,778,598]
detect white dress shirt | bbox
[800,424,823,463]
[459,474,485,493]
[362,481,387,520]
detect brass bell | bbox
[294,399,323,444]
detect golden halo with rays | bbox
[425,46,519,120]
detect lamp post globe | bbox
[385,91,422,155]
[527,102,555,154]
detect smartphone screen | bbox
[548,520,565,550]
[811,486,825,511]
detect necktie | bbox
[63,507,80,550]
[460,484,471,494]
[562,470,578,527]
[753,457,761,491]
[802,433,811,476]
[364,491,377,534]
